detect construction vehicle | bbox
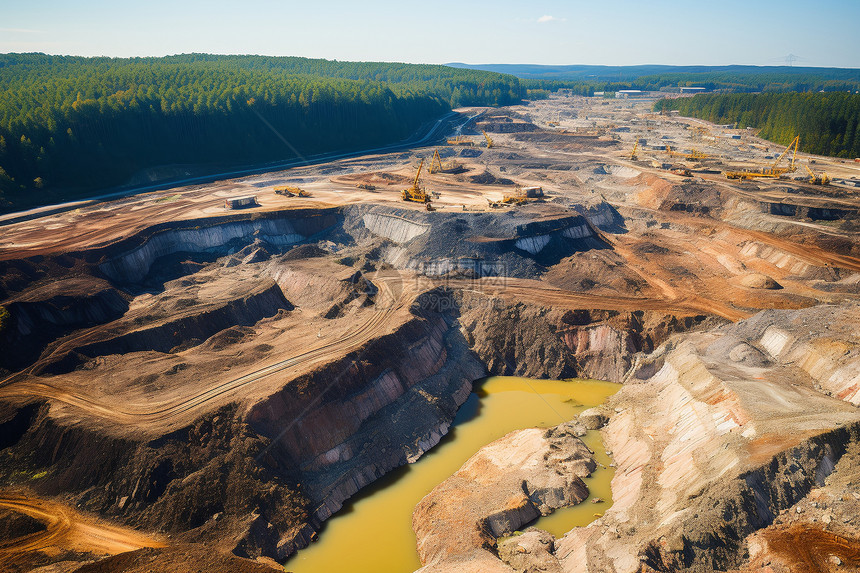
[356,183,377,191]
[502,186,544,206]
[401,159,432,204]
[483,130,494,149]
[630,141,639,161]
[805,164,831,185]
[725,136,799,181]
[487,186,544,208]
[665,146,711,161]
[427,149,463,174]
[274,185,311,197]
[446,134,474,146]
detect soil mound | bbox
[735,273,782,290]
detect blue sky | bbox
[2,0,859,68]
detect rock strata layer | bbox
[413,422,595,573]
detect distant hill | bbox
[445,63,860,83]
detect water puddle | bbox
[286,376,619,573]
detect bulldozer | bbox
[401,159,433,205]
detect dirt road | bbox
[0,490,163,566]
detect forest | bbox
[0,54,524,210]
[656,92,860,159]
[453,63,860,95]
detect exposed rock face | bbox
[498,529,562,573]
[248,310,485,552]
[412,422,595,573]
[0,252,484,563]
[552,303,860,573]
[728,441,860,572]
[0,277,130,373]
[344,204,606,277]
[100,211,338,283]
[457,293,712,382]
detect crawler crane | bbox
[725,136,799,181]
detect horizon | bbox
[4,52,860,71]
[3,0,859,69]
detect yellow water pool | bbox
[286,376,619,573]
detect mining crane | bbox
[483,130,494,148]
[402,159,432,204]
[428,149,443,175]
[630,141,639,161]
[665,146,711,161]
[446,134,474,146]
[725,136,799,181]
[805,164,831,185]
[428,148,462,174]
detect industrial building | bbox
[225,196,258,209]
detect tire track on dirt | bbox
[0,491,163,565]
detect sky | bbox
[2,0,859,68]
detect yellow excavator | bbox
[483,130,494,148]
[805,164,831,185]
[402,159,432,205]
[725,136,799,180]
[630,141,639,161]
[428,148,462,174]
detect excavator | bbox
[402,159,433,207]
[630,141,639,161]
[725,136,799,181]
[805,164,831,185]
[483,130,494,148]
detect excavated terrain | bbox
[1,95,859,572]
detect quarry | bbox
[1,93,860,573]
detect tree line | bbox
[521,70,860,100]
[656,92,860,159]
[0,54,524,210]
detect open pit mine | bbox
[1,95,860,573]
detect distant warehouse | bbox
[615,90,645,99]
[679,86,707,94]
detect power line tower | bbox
[784,53,799,67]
